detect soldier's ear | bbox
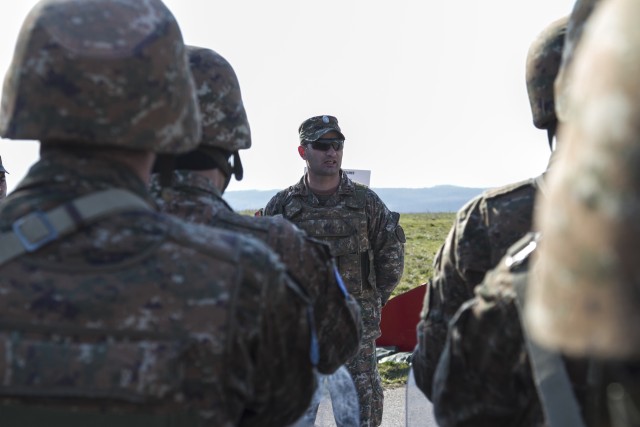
[298,145,306,159]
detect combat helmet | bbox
[177,46,251,182]
[525,16,567,148]
[187,46,251,154]
[526,0,640,359]
[554,0,603,123]
[0,0,201,154]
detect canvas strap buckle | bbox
[12,210,59,252]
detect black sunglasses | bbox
[305,138,344,151]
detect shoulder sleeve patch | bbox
[395,225,406,243]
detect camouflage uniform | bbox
[0,156,7,200]
[526,0,640,424]
[150,170,362,373]
[265,170,406,427]
[150,46,362,374]
[413,14,568,399]
[0,1,317,426]
[413,178,540,399]
[433,3,640,426]
[432,234,590,427]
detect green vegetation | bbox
[392,212,455,297]
[378,361,412,388]
[379,213,454,386]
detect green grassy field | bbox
[392,212,455,297]
[382,213,455,387]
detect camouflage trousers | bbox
[347,294,384,427]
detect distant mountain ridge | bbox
[224,185,487,213]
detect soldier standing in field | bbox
[264,115,406,427]
[412,13,568,400]
[0,156,8,200]
[150,46,362,375]
[0,1,319,425]
[430,2,609,426]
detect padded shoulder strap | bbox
[0,188,152,267]
[510,236,586,427]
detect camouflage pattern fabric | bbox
[0,0,200,154]
[413,177,540,399]
[298,115,345,143]
[0,150,317,427]
[186,46,251,151]
[150,169,362,374]
[525,16,567,132]
[554,0,603,124]
[432,234,590,427]
[528,0,640,360]
[265,171,405,427]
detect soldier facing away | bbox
[264,115,406,427]
[0,155,8,200]
[527,0,640,423]
[0,1,318,426]
[431,2,613,426]
[412,12,567,400]
[149,46,362,375]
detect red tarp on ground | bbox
[376,283,427,352]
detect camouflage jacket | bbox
[432,234,590,427]
[413,177,541,399]
[264,171,405,304]
[0,151,316,427]
[150,169,362,373]
[264,172,405,340]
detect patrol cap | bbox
[0,0,201,154]
[527,0,640,359]
[299,115,345,143]
[0,156,7,174]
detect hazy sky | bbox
[0,0,576,193]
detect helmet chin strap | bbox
[153,154,176,187]
[232,151,243,181]
[153,148,244,192]
[547,121,557,151]
[219,151,243,193]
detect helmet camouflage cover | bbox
[526,16,567,130]
[186,46,251,151]
[0,0,201,154]
[554,0,603,123]
[527,0,640,359]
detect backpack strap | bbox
[509,233,587,427]
[0,188,153,267]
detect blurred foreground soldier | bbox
[264,115,406,427]
[412,14,567,400]
[432,2,611,427]
[527,0,640,424]
[150,46,362,375]
[0,155,8,199]
[0,1,317,426]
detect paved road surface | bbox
[315,384,438,426]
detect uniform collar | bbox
[292,170,356,198]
